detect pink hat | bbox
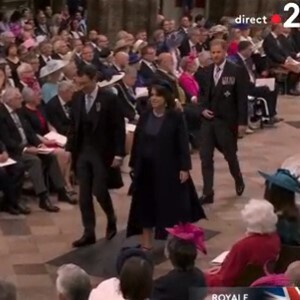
[251,274,290,287]
[166,223,207,254]
[22,38,37,49]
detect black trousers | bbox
[77,146,115,235]
[249,85,278,117]
[199,119,243,195]
[0,162,24,207]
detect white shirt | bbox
[141,59,155,72]
[213,59,226,84]
[85,85,98,109]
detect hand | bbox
[207,266,221,274]
[202,109,214,119]
[191,96,198,103]
[111,157,123,168]
[261,70,269,77]
[179,171,189,183]
[238,125,247,138]
[24,146,39,155]
[0,151,9,163]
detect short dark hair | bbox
[150,82,176,109]
[141,45,156,56]
[238,40,252,52]
[120,257,153,300]
[167,237,197,271]
[77,65,98,80]
[210,38,228,50]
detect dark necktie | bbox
[64,104,70,118]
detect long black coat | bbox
[127,109,206,239]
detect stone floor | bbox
[0,95,300,299]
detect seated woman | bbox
[89,248,153,300]
[205,199,280,287]
[178,55,199,103]
[259,154,300,245]
[20,87,76,199]
[152,223,207,300]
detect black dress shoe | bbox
[58,192,77,205]
[199,194,214,205]
[235,180,245,196]
[72,234,96,248]
[39,198,60,213]
[16,203,31,215]
[2,206,20,215]
[106,220,117,241]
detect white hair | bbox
[22,87,35,103]
[16,63,32,78]
[241,199,278,234]
[58,80,74,93]
[56,264,91,300]
[0,280,16,300]
[285,261,300,286]
[2,87,20,105]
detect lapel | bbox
[1,106,22,140]
[118,83,137,111]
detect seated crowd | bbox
[1,4,300,300]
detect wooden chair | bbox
[275,244,300,273]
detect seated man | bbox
[233,40,281,125]
[45,81,74,136]
[0,87,72,213]
[263,23,300,95]
[0,140,29,215]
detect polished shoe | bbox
[72,234,96,248]
[2,205,20,215]
[39,198,60,213]
[199,194,214,205]
[106,219,117,241]
[235,180,245,196]
[58,192,77,205]
[16,203,31,215]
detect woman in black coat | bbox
[126,81,206,250]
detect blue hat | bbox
[129,53,141,65]
[165,30,185,49]
[258,169,300,193]
[116,248,153,275]
[232,23,250,30]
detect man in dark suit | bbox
[0,141,29,215]
[38,41,53,71]
[66,65,126,247]
[199,39,247,204]
[233,41,281,124]
[139,45,157,86]
[0,88,72,213]
[115,67,139,122]
[46,81,74,136]
[263,23,300,95]
[179,27,203,58]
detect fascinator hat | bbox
[165,30,186,49]
[166,223,207,254]
[258,169,300,193]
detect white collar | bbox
[4,103,14,114]
[271,31,278,39]
[142,59,154,67]
[189,40,196,48]
[214,59,226,71]
[86,85,98,99]
[238,52,247,62]
[58,96,67,107]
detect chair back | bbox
[234,264,266,287]
[275,244,300,273]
